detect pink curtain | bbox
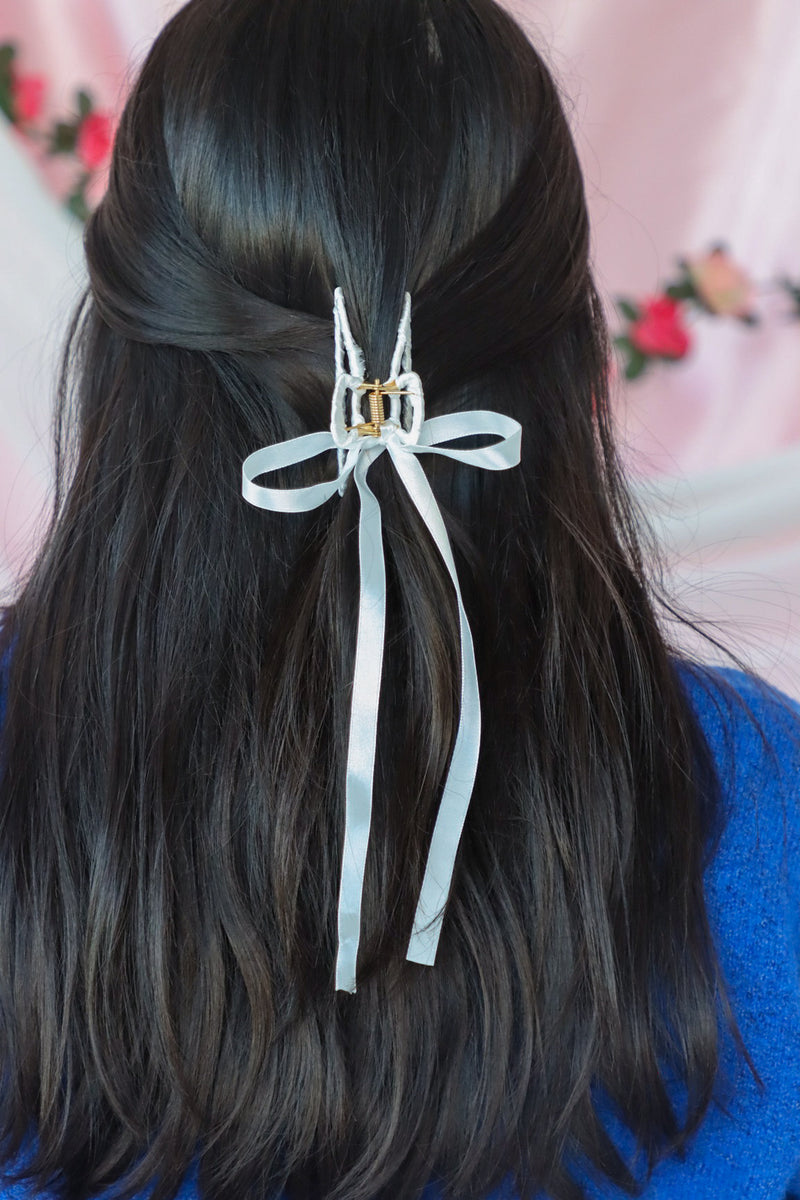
[2,0,799,692]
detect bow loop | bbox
[241,288,522,992]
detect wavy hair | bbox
[0,1,758,1197]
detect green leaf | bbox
[50,121,78,154]
[778,277,800,306]
[0,43,16,76]
[76,89,93,118]
[615,298,639,322]
[0,80,13,123]
[665,280,696,301]
[625,349,649,381]
[613,335,633,353]
[0,43,15,121]
[65,184,90,222]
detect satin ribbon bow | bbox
[241,287,522,992]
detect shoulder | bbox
[674,656,800,751]
[671,658,800,995]
[683,659,800,903]
[669,655,800,903]
[673,657,800,831]
[660,661,800,1194]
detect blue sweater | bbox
[1,657,799,1198]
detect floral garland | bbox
[3,40,800,380]
[614,245,800,380]
[0,40,114,221]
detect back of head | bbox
[0,2,739,1198]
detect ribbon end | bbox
[335,941,359,993]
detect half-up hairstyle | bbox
[0,1,757,1197]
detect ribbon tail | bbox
[387,444,481,969]
[335,447,386,993]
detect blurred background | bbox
[1,0,799,695]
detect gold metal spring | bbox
[346,379,413,437]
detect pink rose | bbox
[686,248,756,318]
[629,296,692,359]
[11,73,46,124]
[76,111,114,171]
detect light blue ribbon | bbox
[241,290,522,992]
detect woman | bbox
[0,0,799,1197]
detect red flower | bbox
[76,111,114,171]
[629,295,691,359]
[11,73,46,124]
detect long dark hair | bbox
[0,1,759,1197]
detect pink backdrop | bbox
[2,0,800,692]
